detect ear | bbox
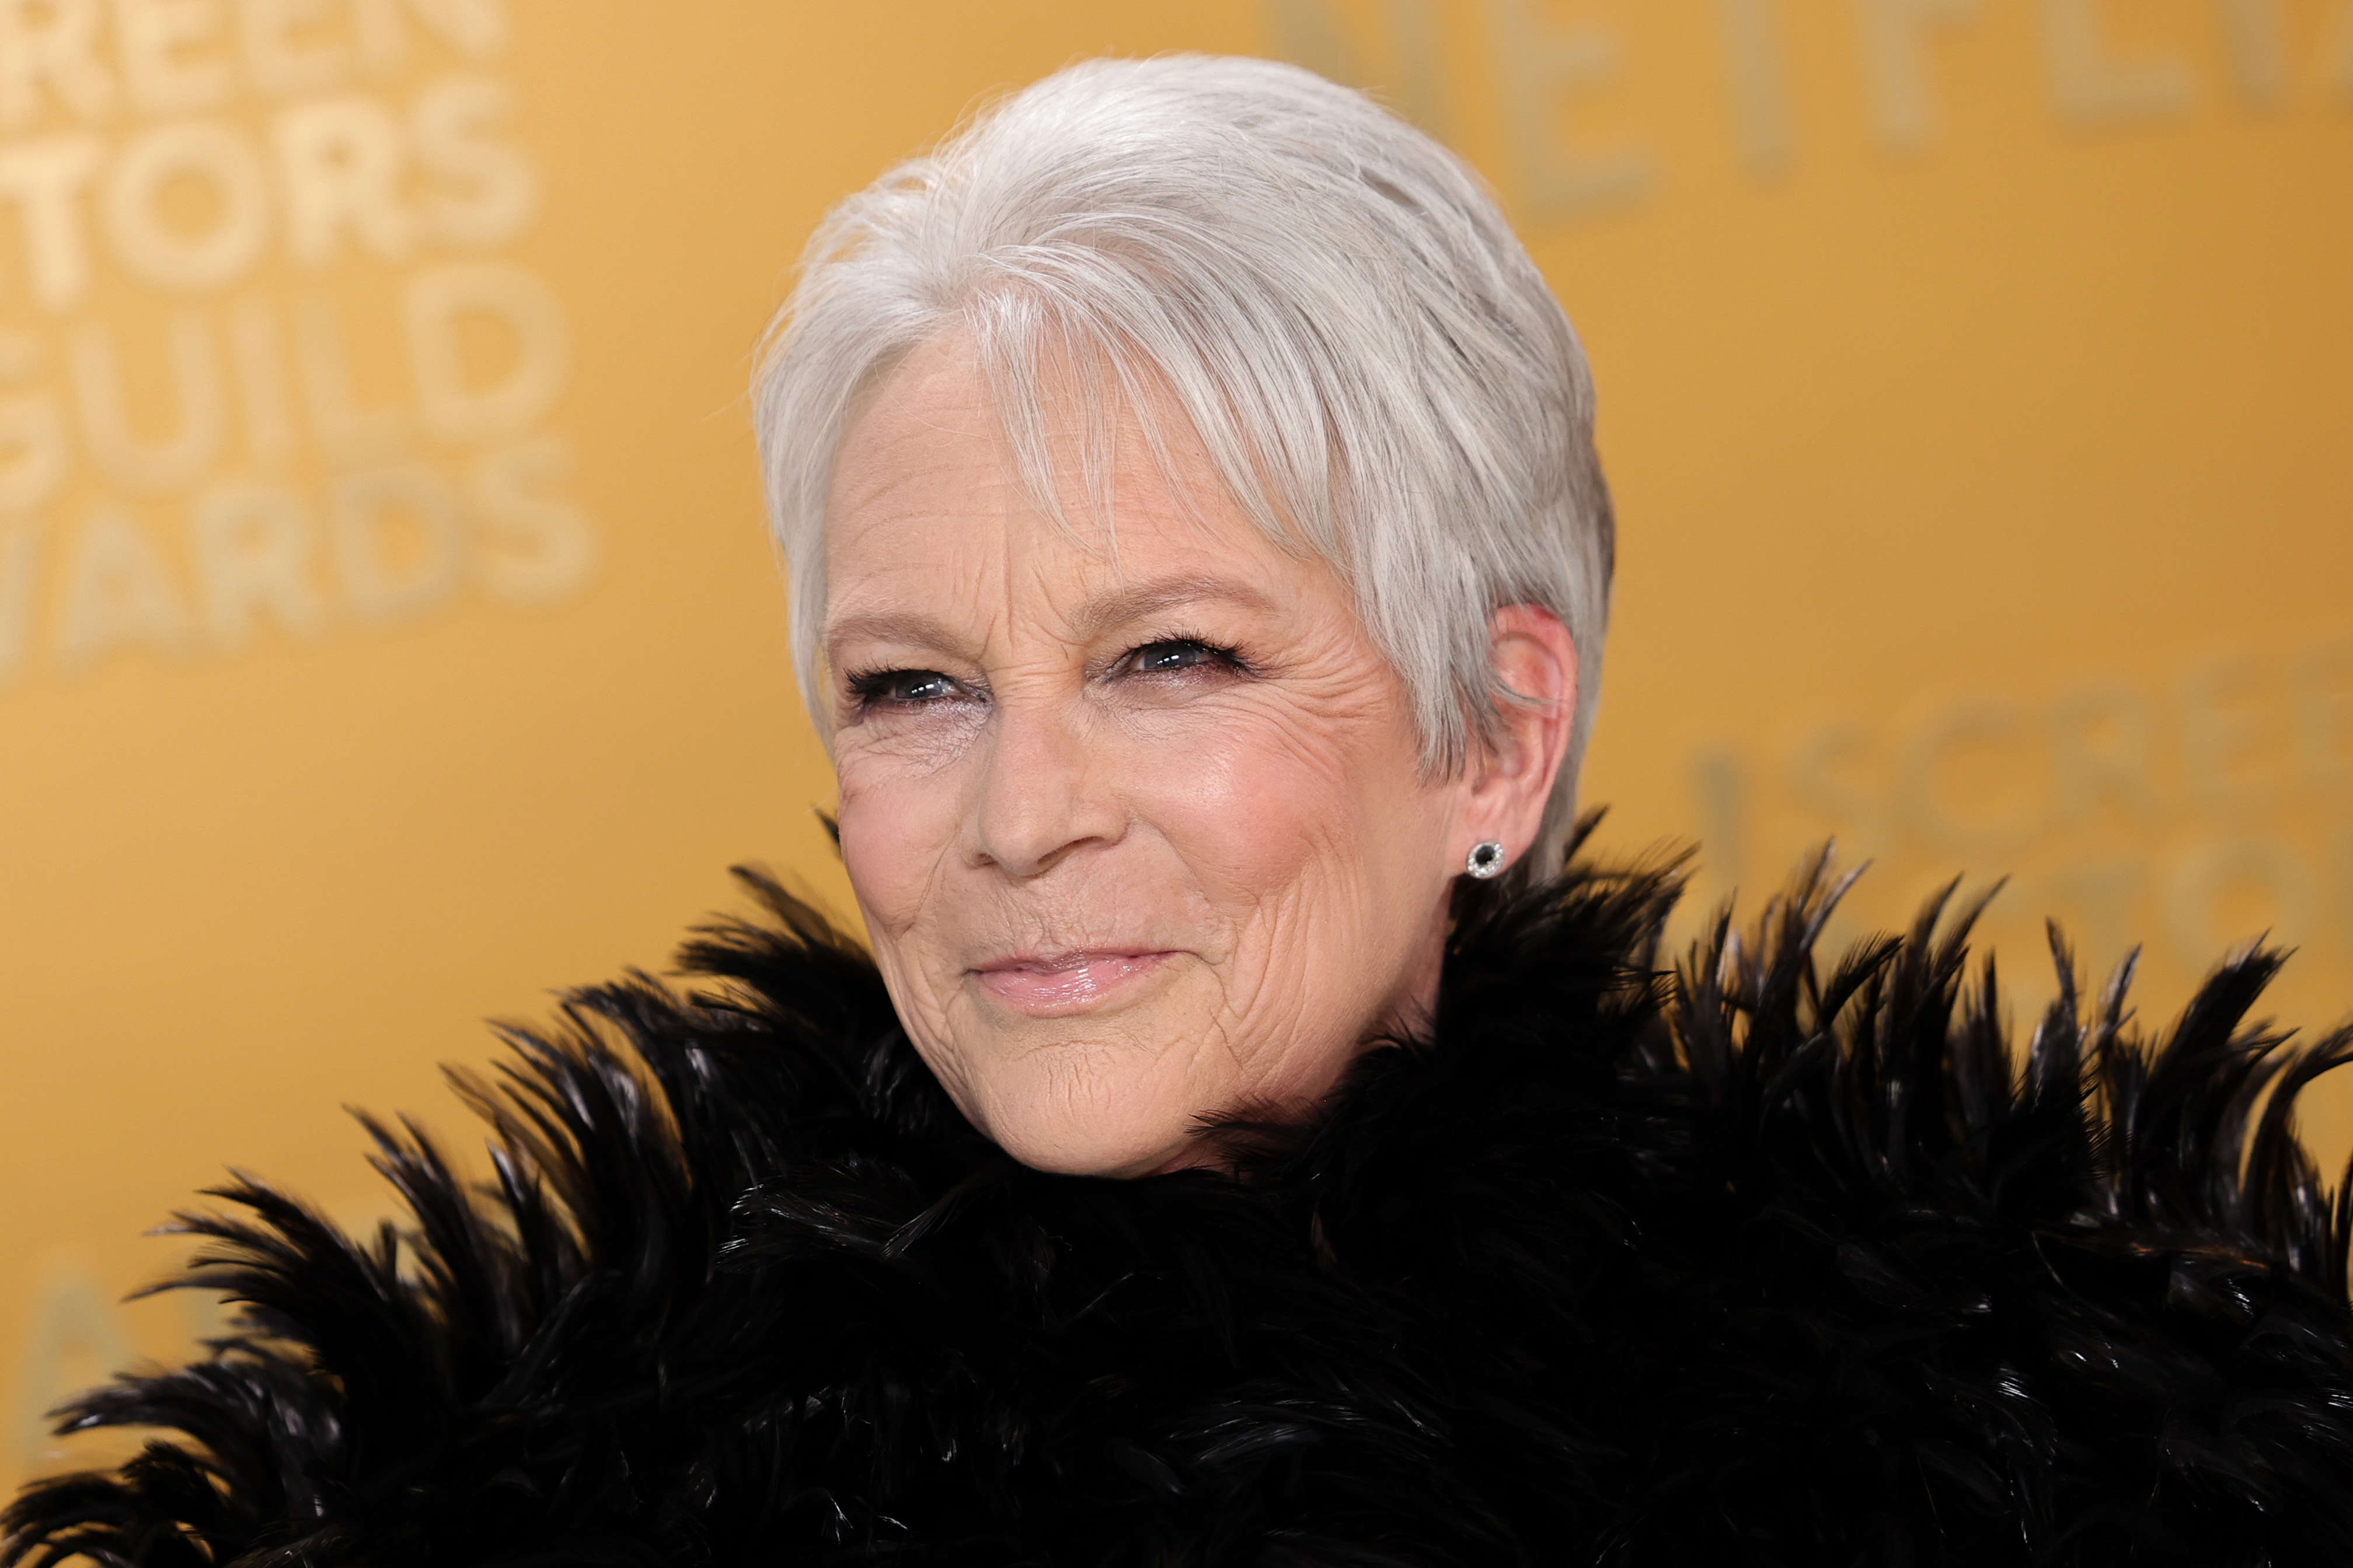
[1459,605,1578,870]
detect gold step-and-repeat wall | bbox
[4,0,2351,1487]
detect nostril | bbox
[969,728,1094,878]
[968,743,1124,879]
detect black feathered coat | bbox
[12,847,2353,1566]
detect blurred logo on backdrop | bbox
[1272,0,2353,207]
[1692,638,2353,1012]
[0,0,592,693]
[1271,0,2353,1011]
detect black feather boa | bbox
[12,842,2353,1566]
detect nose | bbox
[967,695,1124,879]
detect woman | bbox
[11,55,2353,1567]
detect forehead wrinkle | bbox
[828,424,1008,533]
[828,415,1026,664]
[828,348,1010,529]
[823,607,972,658]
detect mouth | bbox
[968,950,1180,1016]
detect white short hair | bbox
[754,54,1613,878]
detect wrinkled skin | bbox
[823,333,1575,1176]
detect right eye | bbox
[847,668,962,708]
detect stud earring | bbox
[1466,841,1507,879]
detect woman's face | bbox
[824,335,1564,1177]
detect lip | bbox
[968,949,1179,1016]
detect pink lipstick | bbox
[970,951,1174,1014]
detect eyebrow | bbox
[824,573,1282,658]
[1065,574,1281,640]
[821,609,963,656]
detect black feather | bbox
[11,841,2353,1566]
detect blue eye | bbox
[1117,639,1244,678]
[849,668,960,706]
[1131,641,1212,672]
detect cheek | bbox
[834,745,967,944]
[833,745,1006,1123]
[1132,695,1443,930]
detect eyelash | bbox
[1110,633,1252,680]
[843,635,1252,713]
[845,667,964,708]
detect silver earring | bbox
[1466,841,1507,879]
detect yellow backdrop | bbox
[5,0,2352,1488]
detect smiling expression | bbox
[822,333,1556,1177]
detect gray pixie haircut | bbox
[754,53,1613,878]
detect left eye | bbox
[1116,638,1252,680]
[1123,640,1219,675]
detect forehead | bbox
[823,334,1288,616]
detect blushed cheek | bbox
[1143,693,1448,1069]
[1125,717,1394,1053]
[1139,704,1403,916]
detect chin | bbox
[969,1057,1198,1178]
[994,1130,1180,1179]
[983,1106,1196,1179]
